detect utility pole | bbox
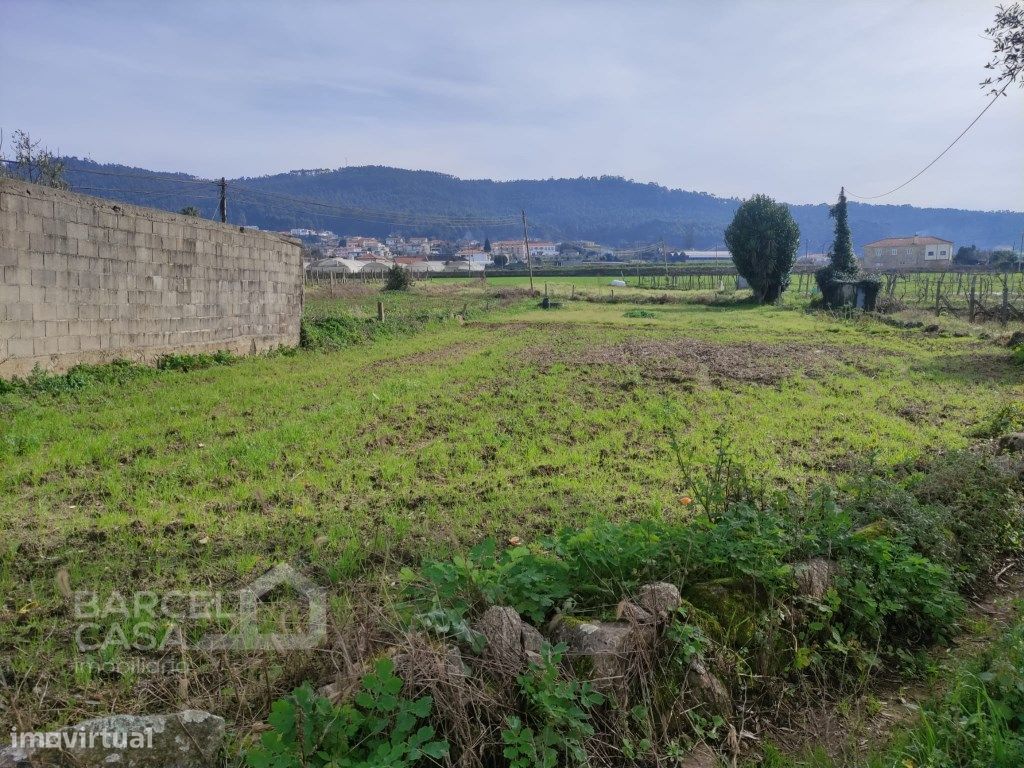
[521,209,534,292]
[218,178,227,223]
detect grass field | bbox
[1,282,1022,733]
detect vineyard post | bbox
[969,274,977,322]
[1002,271,1010,326]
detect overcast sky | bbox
[3,0,1022,211]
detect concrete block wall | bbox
[0,179,302,377]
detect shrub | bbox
[300,315,370,350]
[0,360,153,396]
[246,660,448,768]
[724,194,800,304]
[384,264,413,291]
[502,643,605,768]
[908,451,1023,581]
[156,350,234,372]
[971,402,1024,438]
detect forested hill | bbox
[61,159,1024,250]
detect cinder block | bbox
[57,335,81,353]
[8,337,34,358]
[32,303,57,322]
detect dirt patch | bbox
[530,338,845,385]
[368,340,483,373]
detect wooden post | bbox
[1002,271,1010,326]
[218,177,227,223]
[377,301,385,322]
[969,274,977,322]
[521,210,534,292]
[934,273,943,317]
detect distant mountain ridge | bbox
[60,159,1024,251]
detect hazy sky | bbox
[3,0,1022,211]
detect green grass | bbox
[756,607,1024,768]
[1,283,1021,730]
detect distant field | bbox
[1,283,1021,729]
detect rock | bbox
[635,582,682,618]
[685,659,733,719]
[615,599,655,624]
[475,606,543,670]
[998,433,1024,454]
[852,519,890,540]
[685,579,760,648]
[793,558,837,601]
[1,710,224,768]
[678,742,723,768]
[555,618,655,696]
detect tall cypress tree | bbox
[829,187,857,276]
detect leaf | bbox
[408,696,433,718]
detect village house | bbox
[862,236,954,269]
[528,241,559,259]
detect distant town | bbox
[288,228,1021,275]
[292,229,835,276]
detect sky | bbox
[2,0,1022,212]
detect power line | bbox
[73,186,221,201]
[847,80,1012,200]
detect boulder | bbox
[1,710,224,768]
[685,579,761,648]
[998,433,1024,454]
[793,558,838,601]
[555,618,655,695]
[685,659,733,719]
[615,599,655,624]
[475,606,543,670]
[635,582,683,618]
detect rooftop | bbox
[864,235,953,248]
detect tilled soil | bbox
[530,338,849,385]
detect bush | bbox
[246,660,448,768]
[908,451,1023,582]
[384,264,413,291]
[971,402,1024,438]
[300,315,371,350]
[0,360,154,396]
[156,350,234,372]
[724,194,800,304]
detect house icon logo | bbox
[199,563,327,651]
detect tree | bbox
[492,253,509,268]
[724,194,800,303]
[954,244,982,265]
[483,237,491,253]
[180,206,201,217]
[827,187,857,276]
[982,3,1024,95]
[0,130,68,189]
[989,249,1019,269]
[384,263,412,291]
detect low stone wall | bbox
[0,179,302,377]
